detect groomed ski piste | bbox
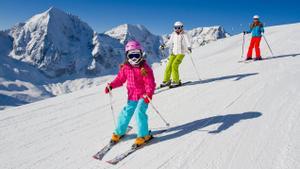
[1,23,299,169]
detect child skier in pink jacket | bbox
[104,40,156,147]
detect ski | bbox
[155,84,169,90]
[156,81,192,90]
[169,81,193,88]
[93,126,133,160]
[155,81,192,94]
[238,59,264,63]
[238,60,253,63]
[106,129,169,165]
[106,143,146,165]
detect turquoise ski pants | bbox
[114,99,149,137]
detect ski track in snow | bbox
[1,23,300,169]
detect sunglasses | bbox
[127,52,142,59]
[174,26,183,30]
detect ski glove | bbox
[188,47,192,53]
[142,94,152,104]
[159,44,166,50]
[104,85,112,94]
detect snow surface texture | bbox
[0,7,229,110]
[0,23,299,169]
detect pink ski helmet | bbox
[125,40,143,53]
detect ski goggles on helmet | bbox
[127,49,142,59]
[174,26,183,30]
[126,49,143,66]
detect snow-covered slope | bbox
[105,24,162,62]
[1,23,299,169]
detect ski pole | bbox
[146,96,170,127]
[241,33,245,58]
[107,86,116,128]
[189,54,202,81]
[263,34,274,57]
[160,48,166,59]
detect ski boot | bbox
[254,57,262,61]
[160,80,171,88]
[110,133,123,144]
[245,57,252,61]
[169,81,182,88]
[132,135,153,148]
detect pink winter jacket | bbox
[109,62,156,101]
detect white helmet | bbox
[253,15,260,19]
[174,21,184,27]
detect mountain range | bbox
[0,7,229,110]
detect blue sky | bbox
[0,0,299,35]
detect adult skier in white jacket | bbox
[160,21,192,88]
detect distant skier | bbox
[104,40,156,147]
[243,15,265,60]
[160,21,192,88]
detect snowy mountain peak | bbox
[163,25,230,49]
[105,24,151,44]
[22,7,67,32]
[188,25,230,39]
[126,24,150,34]
[46,6,65,15]
[9,7,94,77]
[105,24,162,62]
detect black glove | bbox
[159,44,166,50]
[104,85,112,94]
[243,31,247,35]
[188,47,192,53]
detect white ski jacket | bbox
[165,31,192,55]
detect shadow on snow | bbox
[155,72,258,95]
[151,111,262,144]
[187,72,258,86]
[263,53,300,61]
